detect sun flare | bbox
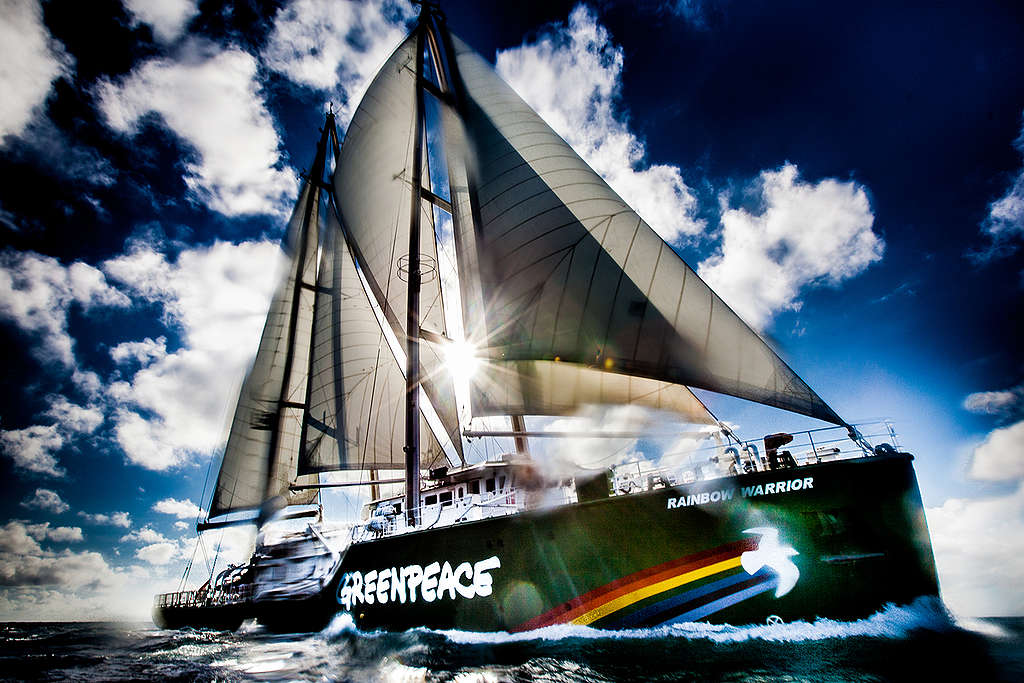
[444,339,480,383]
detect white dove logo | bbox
[741,527,800,598]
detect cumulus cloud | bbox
[496,5,704,243]
[23,522,83,544]
[153,497,201,520]
[109,336,168,366]
[97,44,296,216]
[0,0,69,140]
[19,488,69,515]
[927,482,1024,616]
[262,0,415,122]
[963,384,1024,420]
[43,396,104,434]
[102,240,283,469]
[124,0,199,44]
[967,420,1024,482]
[77,511,131,528]
[120,526,171,545]
[0,521,114,590]
[0,250,130,367]
[977,111,1024,258]
[0,425,65,477]
[698,164,883,330]
[1,395,105,480]
[135,542,182,565]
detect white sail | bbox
[209,181,321,518]
[440,34,843,426]
[470,359,716,424]
[333,32,463,457]
[300,205,446,473]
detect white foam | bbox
[319,611,358,639]
[432,597,955,644]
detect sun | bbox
[444,339,480,383]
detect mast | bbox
[404,14,427,526]
[297,110,338,496]
[263,116,332,509]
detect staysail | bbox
[437,32,843,426]
[209,177,322,518]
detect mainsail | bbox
[437,31,843,426]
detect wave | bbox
[320,596,957,645]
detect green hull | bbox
[252,453,937,632]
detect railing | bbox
[610,420,900,495]
[154,583,253,609]
[350,488,533,543]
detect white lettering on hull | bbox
[338,555,501,611]
[667,477,814,510]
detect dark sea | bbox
[2,599,1022,682]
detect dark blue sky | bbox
[0,0,1022,618]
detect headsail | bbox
[437,32,843,426]
[209,177,322,519]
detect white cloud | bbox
[0,523,189,621]
[0,251,130,367]
[927,482,1024,616]
[43,396,104,434]
[0,0,69,140]
[109,336,168,366]
[153,497,201,520]
[78,511,131,528]
[967,420,1024,482]
[97,44,296,216]
[0,521,120,593]
[978,112,1024,256]
[102,240,283,470]
[120,526,170,545]
[963,384,1023,418]
[136,542,181,565]
[124,0,199,44]
[262,0,415,122]
[698,164,883,330]
[23,522,83,544]
[495,5,704,243]
[0,425,65,477]
[19,488,69,514]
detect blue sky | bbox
[0,0,1022,620]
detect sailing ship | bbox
[153,3,938,633]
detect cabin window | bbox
[393,502,402,514]
[457,487,464,498]
[425,494,437,506]
[440,491,453,507]
[498,475,506,490]
[485,478,495,493]
[469,480,480,495]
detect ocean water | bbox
[2,599,1022,682]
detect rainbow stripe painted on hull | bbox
[515,538,781,630]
